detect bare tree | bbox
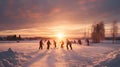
[99,21,105,41]
[111,20,118,43]
[91,21,105,43]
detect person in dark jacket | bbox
[53,40,57,48]
[86,38,90,46]
[47,40,51,50]
[39,40,44,50]
[61,40,64,48]
[78,39,82,45]
[66,39,72,50]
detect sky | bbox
[0,0,120,38]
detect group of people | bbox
[77,38,90,46]
[39,40,51,50]
[39,38,90,50]
[60,39,73,50]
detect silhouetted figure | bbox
[61,41,64,48]
[86,38,89,46]
[47,40,51,50]
[78,39,82,45]
[66,39,72,50]
[39,40,44,50]
[73,40,76,43]
[53,40,57,48]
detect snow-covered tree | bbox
[111,21,118,43]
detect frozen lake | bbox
[0,40,120,67]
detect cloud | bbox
[0,0,120,31]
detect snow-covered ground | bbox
[0,40,120,67]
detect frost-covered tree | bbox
[91,22,105,43]
[99,22,105,41]
[111,21,118,43]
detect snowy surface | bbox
[0,40,120,67]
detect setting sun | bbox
[56,33,65,40]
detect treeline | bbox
[0,35,50,41]
[0,35,22,41]
[105,37,120,40]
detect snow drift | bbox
[0,48,31,67]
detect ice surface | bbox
[0,40,120,67]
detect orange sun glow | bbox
[56,33,65,40]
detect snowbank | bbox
[94,49,120,67]
[0,48,31,67]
